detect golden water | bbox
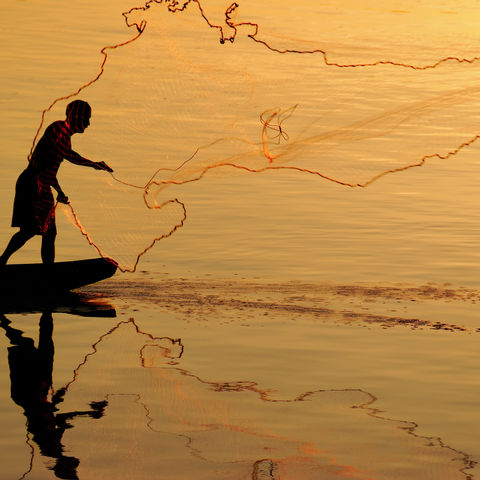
[1,1,480,478]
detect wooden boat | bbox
[0,258,117,296]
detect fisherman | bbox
[0,100,113,265]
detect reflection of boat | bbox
[0,290,116,317]
[0,257,117,298]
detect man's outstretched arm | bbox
[54,126,113,172]
[64,150,113,172]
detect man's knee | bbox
[18,228,36,240]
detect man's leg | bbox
[41,226,57,265]
[0,229,35,266]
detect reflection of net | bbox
[57,318,476,480]
[18,433,34,480]
[31,0,480,271]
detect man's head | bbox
[66,100,91,134]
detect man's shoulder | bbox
[45,120,71,140]
[46,120,66,131]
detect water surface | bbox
[1,1,480,478]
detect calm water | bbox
[1,0,480,478]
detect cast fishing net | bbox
[29,0,480,271]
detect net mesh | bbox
[29,0,480,270]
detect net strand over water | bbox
[27,0,480,271]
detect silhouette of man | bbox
[0,312,107,480]
[0,100,113,266]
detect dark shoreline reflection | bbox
[0,296,116,479]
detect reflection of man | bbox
[0,312,107,480]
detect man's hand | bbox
[94,161,114,172]
[57,192,70,204]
